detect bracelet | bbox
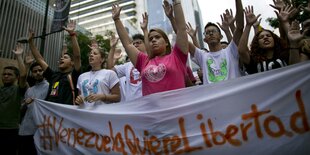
[114,18,120,21]
[69,32,76,36]
[173,2,181,6]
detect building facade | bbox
[0,0,64,70]
[69,0,146,37]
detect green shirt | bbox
[0,85,25,129]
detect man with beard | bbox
[18,62,49,155]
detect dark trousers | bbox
[0,129,19,155]
[18,135,37,155]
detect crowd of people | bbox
[1,0,309,154]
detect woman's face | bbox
[88,49,103,67]
[257,31,275,49]
[149,31,167,56]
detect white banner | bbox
[33,62,310,155]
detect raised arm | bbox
[238,6,261,65]
[63,20,81,71]
[186,22,200,49]
[112,4,139,66]
[163,1,178,33]
[107,34,120,69]
[28,30,48,71]
[217,11,233,42]
[140,12,151,55]
[173,0,188,54]
[287,20,304,64]
[232,0,244,45]
[12,43,27,88]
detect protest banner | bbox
[33,62,310,155]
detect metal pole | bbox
[40,0,50,57]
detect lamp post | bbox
[39,0,50,57]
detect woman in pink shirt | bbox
[112,0,188,96]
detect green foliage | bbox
[267,0,310,29]
[65,31,125,72]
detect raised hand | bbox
[276,5,295,22]
[112,4,122,20]
[186,22,198,38]
[12,43,24,55]
[25,53,34,65]
[109,33,119,48]
[270,0,286,11]
[114,49,122,61]
[287,20,304,44]
[28,29,35,41]
[140,12,149,31]
[244,6,261,26]
[217,13,230,32]
[63,20,76,34]
[224,9,235,27]
[162,0,174,19]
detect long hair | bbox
[149,28,171,58]
[250,29,288,63]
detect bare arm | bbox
[28,30,48,71]
[173,0,188,54]
[186,22,200,49]
[140,12,151,55]
[107,34,120,70]
[112,4,139,66]
[287,20,304,64]
[232,0,244,45]
[63,20,81,71]
[217,12,233,42]
[163,1,178,33]
[238,6,261,65]
[12,43,27,88]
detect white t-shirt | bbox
[193,41,241,84]
[77,69,119,104]
[114,62,142,101]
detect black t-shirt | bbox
[245,56,288,74]
[43,67,80,105]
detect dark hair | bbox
[4,66,19,77]
[250,29,288,63]
[64,52,73,60]
[204,22,221,35]
[149,28,171,58]
[132,34,144,42]
[29,62,41,71]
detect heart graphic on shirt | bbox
[144,64,166,82]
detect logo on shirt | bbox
[130,67,142,84]
[206,58,228,83]
[144,64,166,82]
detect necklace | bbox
[88,70,100,85]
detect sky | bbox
[196,0,277,41]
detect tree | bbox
[267,0,310,29]
[65,31,111,72]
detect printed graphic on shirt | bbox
[50,81,59,96]
[130,67,142,84]
[81,79,99,97]
[256,59,287,72]
[144,64,166,82]
[207,58,228,83]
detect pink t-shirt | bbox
[136,45,188,96]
